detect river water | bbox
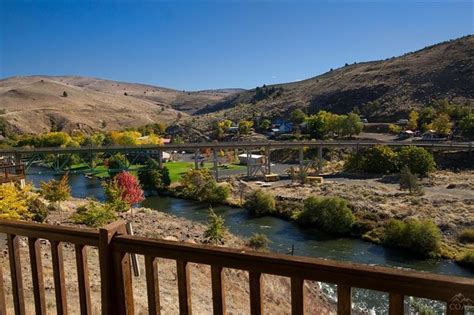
[27,170,473,314]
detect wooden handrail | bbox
[0,219,472,315]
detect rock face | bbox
[0,206,336,314]
[195,35,474,123]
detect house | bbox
[238,153,266,165]
[279,122,294,133]
[228,126,239,134]
[421,130,445,141]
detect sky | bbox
[1,1,473,91]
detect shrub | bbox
[397,146,435,176]
[362,145,399,173]
[383,219,441,257]
[456,251,474,269]
[107,153,129,177]
[458,228,474,243]
[181,168,229,204]
[28,198,48,222]
[40,174,71,210]
[399,166,423,194]
[244,189,276,216]
[204,208,226,244]
[298,196,354,234]
[62,91,68,97]
[247,233,271,251]
[0,184,33,220]
[351,219,378,236]
[103,179,130,213]
[388,124,402,134]
[72,200,116,227]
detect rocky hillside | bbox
[195,35,474,123]
[0,76,239,134]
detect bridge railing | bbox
[0,164,25,183]
[0,219,472,315]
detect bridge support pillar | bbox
[317,147,323,173]
[265,147,271,174]
[246,151,251,178]
[194,150,199,169]
[213,149,219,181]
[158,150,163,168]
[299,147,305,184]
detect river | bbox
[27,169,473,314]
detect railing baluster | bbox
[75,244,92,315]
[145,256,161,315]
[51,240,68,315]
[0,263,7,315]
[389,293,404,315]
[211,265,225,315]
[177,260,192,315]
[249,271,263,315]
[337,284,351,315]
[291,277,305,315]
[8,234,26,315]
[29,238,46,314]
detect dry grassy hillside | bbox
[196,35,474,123]
[0,76,239,134]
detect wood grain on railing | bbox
[28,238,47,314]
[8,234,25,315]
[51,240,68,315]
[75,244,92,315]
[145,255,160,315]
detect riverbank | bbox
[0,199,335,314]
[224,170,474,262]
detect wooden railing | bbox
[0,164,25,184]
[0,219,472,315]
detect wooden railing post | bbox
[99,220,134,315]
[291,277,305,315]
[249,271,263,315]
[337,285,351,315]
[177,260,192,315]
[389,293,404,315]
[0,263,7,315]
[8,234,25,315]
[29,238,47,314]
[211,265,225,315]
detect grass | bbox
[69,161,244,182]
[458,228,474,243]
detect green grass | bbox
[70,161,244,182]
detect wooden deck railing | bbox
[0,164,25,184]
[0,219,472,315]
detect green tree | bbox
[397,146,436,176]
[459,113,474,139]
[259,119,271,131]
[430,113,452,136]
[40,174,71,210]
[340,113,363,138]
[138,159,171,194]
[238,120,254,135]
[72,200,116,227]
[204,207,226,244]
[399,166,423,194]
[298,196,354,234]
[290,109,306,124]
[362,145,399,174]
[407,110,419,130]
[103,179,130,213]
[305,111,333,139]
[107,153,129,177]
[181,168,229,203]
[244,189,276,216]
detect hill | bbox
[194,35,474,126]
[0,76,239,134]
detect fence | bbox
[0,219,472,315]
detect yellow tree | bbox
[407,110,419,131]
[430,113,453,136]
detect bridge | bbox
[0,219,472,314]
[0,140,471,179]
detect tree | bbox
[115,172,144,213]
[103,179,130,213]
[40,174,71,210]
[305,111,333,139]
[259,119,271,131]
[204,207,226,244]
[430,113,452,136]
[238,120,253,135]
[399,166,422,194]
[397,146,436,176]
[0,184,34,220]
[340,113,363,138]
[138,159,171,194]
[107,153,129,177]
[407,110,419,131]
[290,109,306,124]
[62,91,68,97]
[180,168,230,203]
[362,145,399,174]
[459,113,474,139]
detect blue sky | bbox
[1,1,472,90]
